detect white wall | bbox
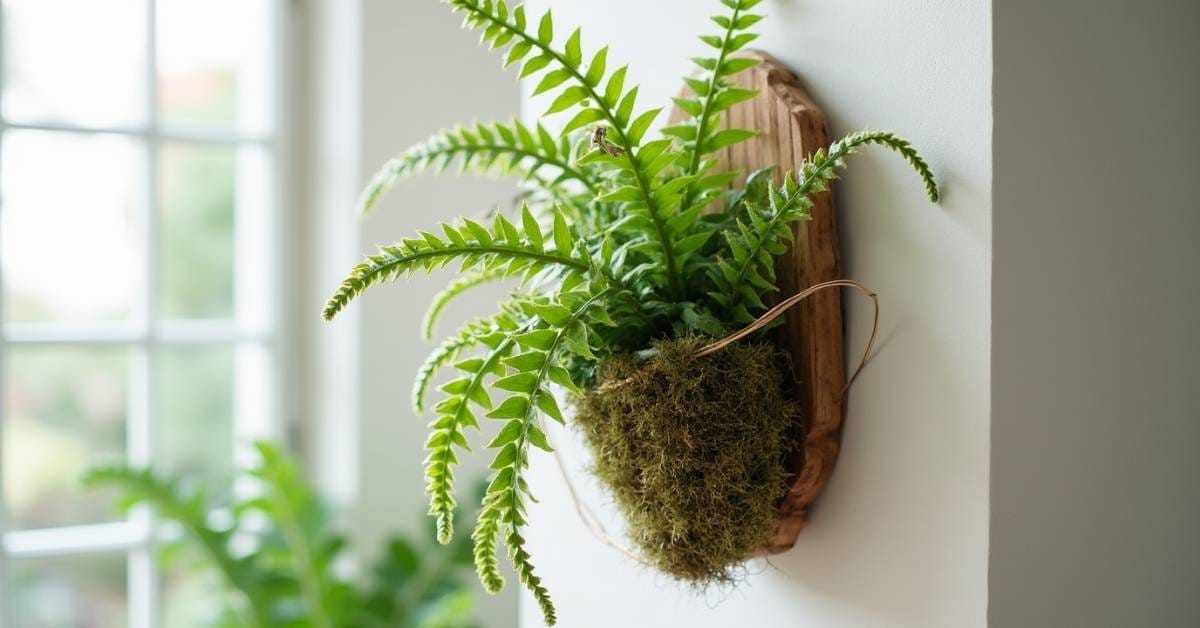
[329,1,521,626]
[518,1,992,627]
[990,2,1200,626]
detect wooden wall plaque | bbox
[670,51,846,554]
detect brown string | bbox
[546,279,882,563]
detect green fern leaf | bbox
[426,313,524,545]
[422,269,508,341]
[357,119,599,215]
[83,467,274,627]
[322,211,588,321]
[710,130,940,319]
[467,289,606,625]
[677,0,766,179]
[447,0,691,298]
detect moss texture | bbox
[575,337,795,584]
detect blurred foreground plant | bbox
[84,442,480,628]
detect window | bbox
[0,1,284,625]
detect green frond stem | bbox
[622,150,685,300]
[509,530,557,625]
[792,130,940,205]
[323,243,588,322]
[684,0,756,177]
[257,448,333,628]
[361,134,599,215]
[427,324,524,545]
[447,0,685,298]
[714,177,806,319]
[414,326,483,415]
[471,496,506,593]
[479,289,607,625]
[83,468,271,627]
[714,130,939,316]
[423,270,507,341]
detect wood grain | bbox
[669,51,846,554]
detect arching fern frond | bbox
[423,269,508,342]
[472,494,506,593]
[359,119,599,215]
[708,130,940,320]
[665,0,765,177]
[447,0,691,298]
[426,310,527,546]
[468,288,606,626]
[242,443,337,628]
[323,208,587,321]
[509,529,555,625]
[84,467,273,627]
[415,316,491,415]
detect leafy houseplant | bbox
[84,443,480,628]
[323,0,938,624]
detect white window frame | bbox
[0,1,292,626]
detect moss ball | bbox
[575,337,796,584]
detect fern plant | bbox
[324,1,938,624]
[84,443,480,628]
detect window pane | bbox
[157,0,272,133]
[158,143,235,319]
[161,564,227,627]
[2,347,128,530]
[1,0,147,127]
[9,553,128,628]
[1,130,143,324]
[156,346,233,489]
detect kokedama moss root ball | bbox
[576,338,795,583]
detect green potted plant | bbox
[85,443,480,628]
[323,1,937,624]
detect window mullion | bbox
[129,0,161,626]
[0,0,12,623]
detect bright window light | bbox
[0,1,283,626]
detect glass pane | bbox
[158,143,235,319]
[9,553,128,628]
[1,130,143,323]
[157,0,272,133]
[3,347,128,530]
[161,563,226,628]
[2,0,147,127]
[156,346,233,489]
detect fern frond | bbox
[446,0,689,298]
[508,529,556,625]
[83,467,272,627]
[423,269,508,341]
[246,443,335,628]
[415,316,494,415]
[359,119,599,215]
[465,289,605,625]
[471,495,506,593]
[426,313,524,545]
[322,209,587,321]
[709,130,940,319]
[706,173,808,323]
[667,0,766,177]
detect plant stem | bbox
[462,1,684,299]
[685,5,743,178]
[262,467,333,628]
[410,142,599,195]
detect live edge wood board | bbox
[669,51,846,554]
